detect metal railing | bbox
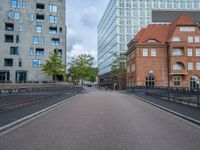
[127,86,200,108]
[0,83,81,112]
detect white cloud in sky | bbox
[80,6,99,28]
[67,42,97,66]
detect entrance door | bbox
[0,71,10,83]
[16,71,27,83]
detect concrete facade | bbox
[0,0,66,83]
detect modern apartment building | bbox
[126,14,200,88]
[0,0,66,83]
[97,0,200,86]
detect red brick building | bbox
[126,14,200,89]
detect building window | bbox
[49,27,57,34]
[36,3,45,9]
[190,76,199,90]
[195,36,200,43]
[36,14,45,22]
[187,48,193,56]
[5,23,14,31]
[143,48,148,56]
[35,25,42,33]
[32,59,41,68]
[50,5,57,13]
[19,24,23,31]
[36,48,44,56]
[52,38,60,45]
[172,37,181,42]
[4,58,13,66]
[173,62,184,70]
[188,62,193,70]
[41,36,45,45]
[54,49,62,57]
[18,58,22,67]
[7,11,13,19]
[49,16,57,23]
[196,62,200,70]
[16,35,19,43]
[11,0,19,8]
[14,12,20,20]
[196,49,200,56]
[151,48,157,56]
[29,47,34,56]
[10,47,19,55]
[59,27,62,34]
[173,76,181,86]
[5,35,14,43]
[188,36,193,43]
[172,48,183,56]
[30,14,34,21]
[33,36,39,44]
[21,1,26,8]
[145,76,155,87]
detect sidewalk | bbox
[127,92,200,124]
[0,88,83,127]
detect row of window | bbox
[5,35,19,43]
[172,36,200,43]
[5,23,63,34]
[4,58,22,67]
[8,11,58,23]
[173,48,200,56]
[143,48,157,57]
[11,0,58,13]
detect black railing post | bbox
[197,86,200,108]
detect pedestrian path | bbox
[127,92,200,124]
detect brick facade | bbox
[126,14,200,88]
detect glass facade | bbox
[97,0,200,75]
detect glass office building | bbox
[97,0,200,76]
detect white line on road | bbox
[0,94,80,137]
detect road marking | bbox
[0,94,80,137]
[131,94,200,128]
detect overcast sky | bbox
[66,0,108,66]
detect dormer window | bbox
[172,37,181,42]
[146,39,159,43]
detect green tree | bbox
[109,54,126,90]
[41,49,66,81]
[68,54,98,86]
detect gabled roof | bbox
[136,24,170,45]
[133,13,197,46]
[175,13,196,26]
[167,13,197,41]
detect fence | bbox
[127,86,200,108]
[0,83,80,112]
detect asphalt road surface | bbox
[0,91,200,150]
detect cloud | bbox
[67,27,82,51]
[80,6,99,28]
[67,42,97,66]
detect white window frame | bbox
[196,62,200,70]
[151,48,157,56]
[195,36,200,43]
[196,49,200,56]
[188,36,193,43]
[187,48,193,56]
[143,48,148,56]
[188,62,193,70]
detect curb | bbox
[0,94,79,136]
[132,94,200,126]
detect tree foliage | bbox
[109,54,126,89]
[41,50,66,80]
[68,54,98,84]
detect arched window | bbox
[190,76,199,90]
[173,62,185,70]
[145,76,155,87]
